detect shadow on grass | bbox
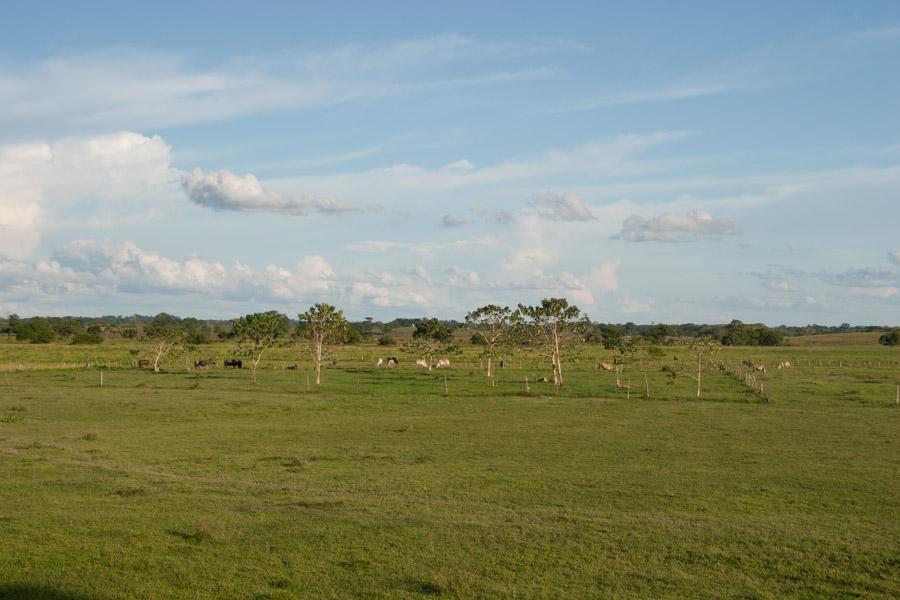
[0,585,95,600]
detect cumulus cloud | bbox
[529,193,596,221]
[348,282,429,307]
[448,266,480,288]
[0,131,176,258]
[614,209,736,242]
[182,168,354,215]
[2,239,337,303]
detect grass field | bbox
[1,337,898,598]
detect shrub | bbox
[879,330,900,347]
[71,333,103,345]
[15,318,56,344]
[378,335,396,346]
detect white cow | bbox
[435,359,451,369]
[376,358,384,368]
[415,359,429,369]
[778,361,791,370]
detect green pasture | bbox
[0,337,897,598]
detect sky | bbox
[1,1,899,325]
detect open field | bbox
[1,339,898,598]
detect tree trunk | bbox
[315,339,323,385]
[552,327,564,388]
[486,355,493,379]
[252,353,262,384]
[696,351,702,400]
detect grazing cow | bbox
[286,364,299,370]
[415,359,429,369]
[194,359,215,369]
[376,358,384,368]
[778,361,791,370]
[598,361,614,371]
[137,359,150,368]
[435,359,451,369]
[753,364,768,373]
[387,357,399,367]
[742,360,754,368]
[224,359,242,369]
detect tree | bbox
[232,311,289,384]
[71,332,103,345]
[15,318,56,344]
[143,325,184,373]
[598,326,622,350]
[879,330,900,347]
[515,298,588,389]
[408,318,455,371]
[297,304,349,385]
[679,338,722,400]
[465,305,515,384]
[5,314,19,339]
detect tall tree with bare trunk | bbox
[515,298,588,389]
[465,305,515,385]
[232,311,289,384]
[298,303,349,385]
[143,325,183,373]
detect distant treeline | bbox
[2,312,896,347]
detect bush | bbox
[71,333,104,345]
[15,318,56,344]
[378,335,396,346]
[879,330,900,347]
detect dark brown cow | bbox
[137,359,150,368]
[224,359,242,368]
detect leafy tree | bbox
[465,305,515,383]
[16,318,56,344]
[879,330,900,347]
[408,318,455,371]
[56,319,85,337]
[377,335,396,346]
[297,304,349,385]
[645,324,675,344]
[515,298,588,388]
[151,312,180,328]
[599,326,622,350]
[121,327,138,339]
[232,311,289,383]
[143,325,184,372]
[5,314,19,339]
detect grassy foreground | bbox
[0,347,898,598]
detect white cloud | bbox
[529,193,595,221]
[0,131,176,258]
[348,282,429,308]
[448,266,480,288]
[583,261,620,295]
[614,209,736,242]
[2,239,337,303]
[0,36,565,132]
[182,167,354,215]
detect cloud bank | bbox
[614,209,736,242]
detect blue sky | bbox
[1,1,899,324]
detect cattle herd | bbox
[136,355,794,374]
